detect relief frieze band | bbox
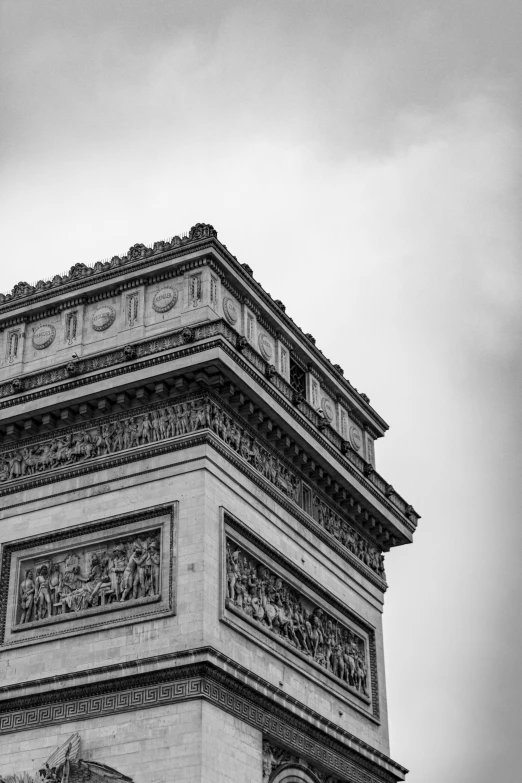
[0,323,418,536]
[225,536,371,704]
[0,393,385,585]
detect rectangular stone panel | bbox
[0,504,176,648]
[221,511,379,719]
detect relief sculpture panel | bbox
[1,506,174,646]
[225,538,370,700]
[0,397,300,507]
[16,529,161,628]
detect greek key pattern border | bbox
[0,669,402,783]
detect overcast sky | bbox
[1,2,521,781]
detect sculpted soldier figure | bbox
[226,546,241,602]
[19,568,35,623]
[109,545,127,601]
[34,565,53,621]
[120,542,148,601]
[49,563,63,614]
[147,540,160,596]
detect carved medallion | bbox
[152,286,178,313]
[223,296,239,325]
[321,397,334,422]
[258,333,273,361]
[349,424,362,452]
[92,305,116,332]
[32,324,56,351]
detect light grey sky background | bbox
[1,2,521,781]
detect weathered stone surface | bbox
[0,226,416,783]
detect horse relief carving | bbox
[226,540,370,697]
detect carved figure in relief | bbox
[34,565,53,621]
[17,532,161,625]
[147,540,161,595]
[225,541,369,696]
[19,569,35,623]
[49,563,63,614]
[120,542,148,601]
[2,395,383,579]
[109,545,127,600]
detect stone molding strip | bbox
[0,326,417,536]
[0,653,407,783]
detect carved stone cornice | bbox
[0,650,407,782]
[0,321,418,534]
[0,334,417,540]
[0,224,391,443]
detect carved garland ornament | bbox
[226,539,370,699]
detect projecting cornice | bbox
[0,223,387,436]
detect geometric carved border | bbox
[0,662,405,783]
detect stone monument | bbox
[0,223,419,783]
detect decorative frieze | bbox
[16,528,161,628]
[0,393,386,580]
[1,505,175,647]
[225,539,370,699]
[312,496,385,578]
